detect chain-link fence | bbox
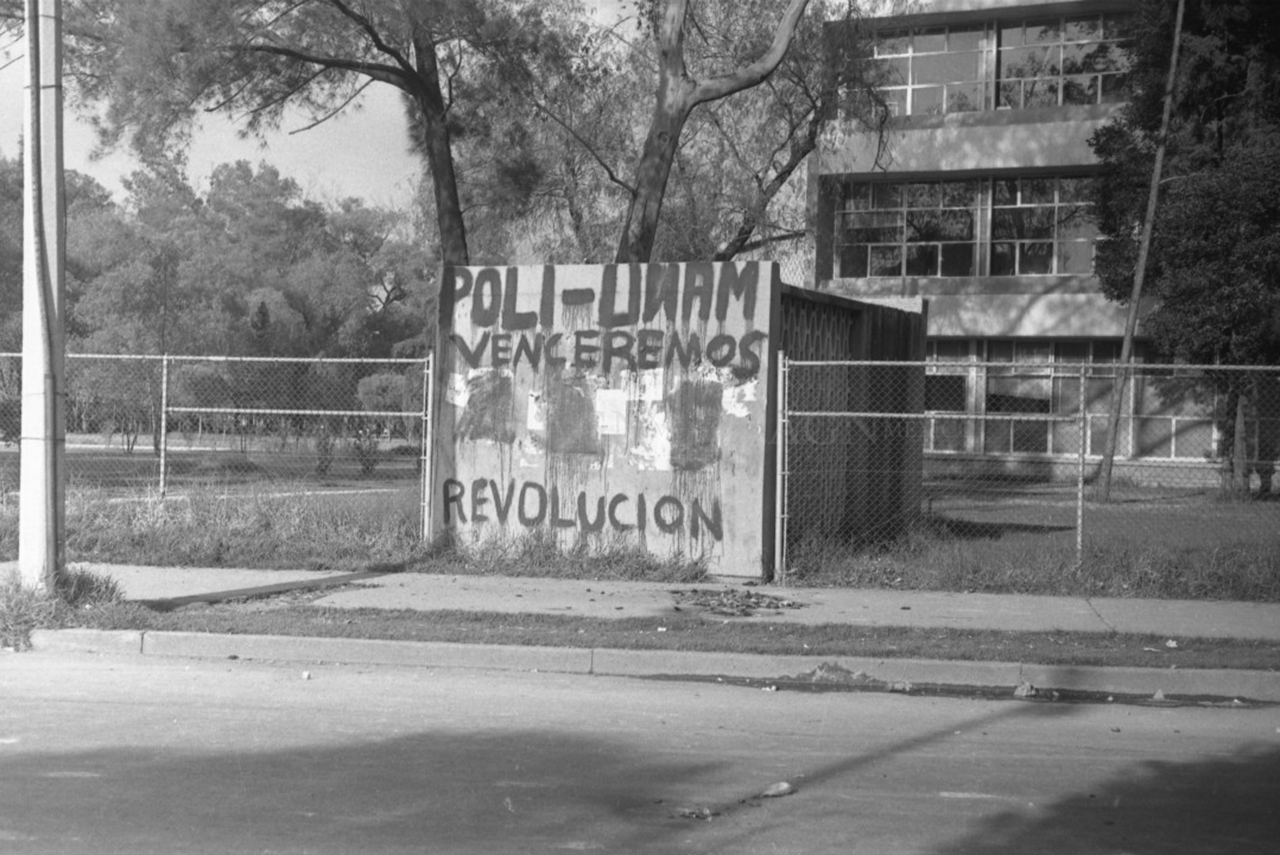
[0,353,431,510]
[777,359,1280,580]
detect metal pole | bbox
[18,0,65,592]
[420,351,433,542]
[1076,364,1086,567]
[773,355,788,586]
[159,355,170,498]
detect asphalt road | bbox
[1,652,1277,854]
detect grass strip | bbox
[63,600,1280,672]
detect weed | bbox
[441,528,708,584]
[0,572,56,650]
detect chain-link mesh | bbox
[779,360,1280,578]
[0,353,430,500]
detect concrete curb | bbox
[30,628,1280,702]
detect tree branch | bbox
[289,79,374,133]
[693,0,811,105]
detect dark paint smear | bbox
[457,371,516,443]
[544,369,601,455]
[666,379,722,471]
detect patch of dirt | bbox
[670,587,806,617]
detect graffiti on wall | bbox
[436,263,772,565]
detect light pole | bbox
[19,0,66,592]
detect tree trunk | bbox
[615,99,692,263]
[411,43,469,266]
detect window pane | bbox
[1023,78,1060,107]
[1103,14,1135,39]
[1136,417,1174,457]
[1100,73,1129,102]
[942,181,980,207]
[933,339,970,360]
[877,32,910,55]
[906,209,942,240]
[991,242,1017,275]
[997,80,1021,108]
[872,183,902,209]
[1022,178,1055,203]
[1013,420,1048,452]
[926,374,967,410]
[846,211,903,243]
[905,183,942,208]
[991,209,1019,239]
[1027,18,1062,45]
[931,418,966,451]
[987,340,1015,363]
[949,26,985,51]
[1001,45,1054,77]
[1062,75,1097,105]
[1015,340,1053,363]
[1057,240,1094,274]
[938,209,975,240]
[1055,341,1090,364]
[1000,22,1024,48]
[838,244,868,278]
[940,243,975,276]
[1019,242,1054,274]
[906,244,939,276]
[1053,376,1082,413]
[1173,420,1214,459]
[1064,16,1101,41]
[870,245,903,276]
[885,56,910,86]
[842,181,871,210]
[984,420,1013,453]
[914,28,946,53]
[913,51,981,84]
[883,87,909,115]
[913,85,945,114]
[947,81,984,112]
[993,178,1019,205]
[1058,177,1093,203]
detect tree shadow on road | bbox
[928,743,1280,855]
[0,727,728,854]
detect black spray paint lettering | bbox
[442,478,724,541]
[450,263,758,332]
[450,328,768,376]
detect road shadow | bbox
[928,744,1280,855]
[0,727,725,854]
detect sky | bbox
[0,46,426,212]
[0,0,632,214]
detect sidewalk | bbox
[13,562,1280,702]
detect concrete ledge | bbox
[24,630,1280,702]
[29,628,144,655]
[1021,663,1280,703]
[591,649,1025,689]
[141,632,594,674]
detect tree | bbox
[1090,0,1280,493]
[613,0,812,262]
[3,0,588,266]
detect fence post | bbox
[159,354,170,498]
[420,351,433,542]
[773,354,788,586]
[1076,363,1086,566]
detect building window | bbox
[876,25,987,116]
[836,179,978,278]
[991,176,1097,275]
[872,13,1131,116]
[834,176,1096,278]
[997,14,1133,109]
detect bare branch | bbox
[693,0,811,105]
[289,79,374,133]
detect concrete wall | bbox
[433,263,777,578]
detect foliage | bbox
[1090,0,1280,493]
[1090,0,1280,367]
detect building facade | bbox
[805,0,1220,468]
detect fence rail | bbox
[0,353,432,525]
[777,358,1280,581]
